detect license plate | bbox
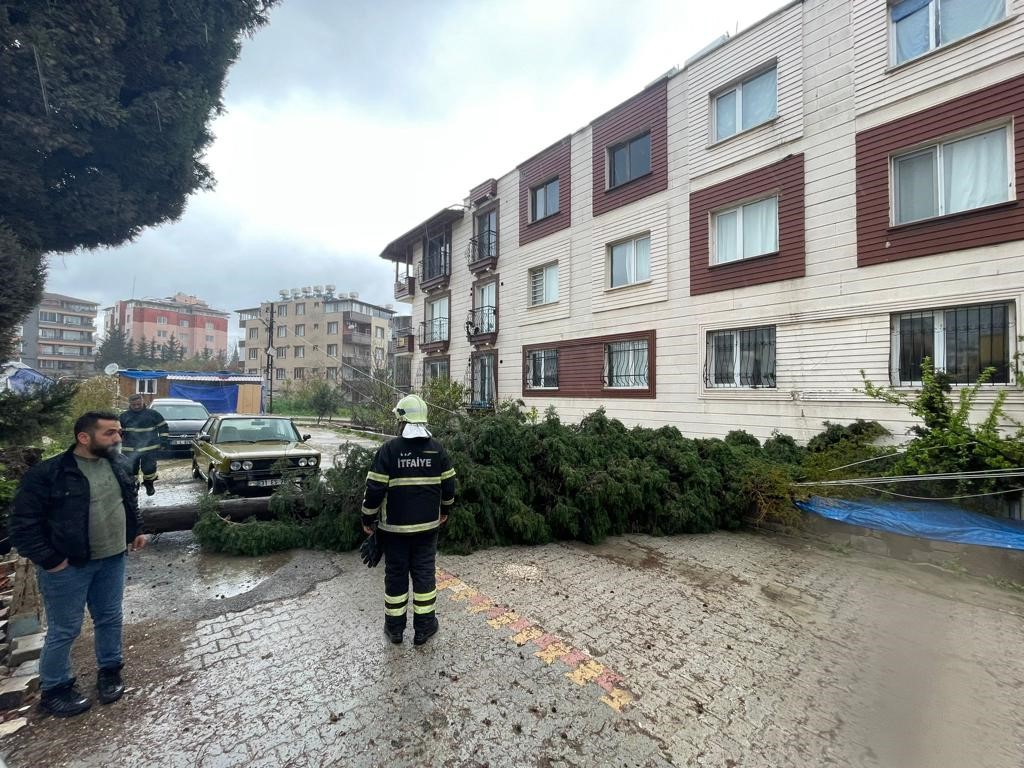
[248,478,283,487]
[173,439,191,445]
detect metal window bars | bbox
[604,340,649,388]
[705,326,776,388]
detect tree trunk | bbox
[142,496,309,533]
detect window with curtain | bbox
[605,340,649,388]
[893,125,1010,224]
[472,282,497,332]
[890,302,1013,385]
[527,349,558,389]
[714,66,777,142]
[891,0,1005,65]
[706,326,776,388]
[425,297,449,343]
[472,353,497,404]
[531,178,560,222]
[609,235,651,288]
[609,132,652,187]
[712,196,779,264]
[529,263,559,306]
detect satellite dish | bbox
[103,363,120,375]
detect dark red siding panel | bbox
[689,153,806,296]
[518,137,572,247]
[592,79,669,218]
[856,74,1024,267]
[522,330,656,399]
[470,178,497,205]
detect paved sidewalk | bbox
[5,530,1023,767]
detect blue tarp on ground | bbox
[168,382,238,414]
[796,495,1024,552]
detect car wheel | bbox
[207,467,226,495]
[192,459,201,479]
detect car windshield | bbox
[215,418,300,444]
[157,404,209,420]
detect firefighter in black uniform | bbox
[362,394,456,646]
[119,394,168,496]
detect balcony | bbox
[344,330,372,346]
[394,275,416,302]
[394,332,415,354]
[467,230,498,274]
[465,306,497,346]
[418,254,450,293]
[419,318,450,354]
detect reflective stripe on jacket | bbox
[361,436,456,534]
[118,408,169,451]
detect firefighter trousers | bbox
[382,530,438,632]
[126,451,158,482]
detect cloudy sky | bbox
[46,0,785,346]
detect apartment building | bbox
[104,293,230,358]
[237,287,395,394]
[19,292,99,376]
[381,0,1024,441]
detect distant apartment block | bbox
[104,293,230,359]
[237,286,395,395]
[380,0,1024,441]
[19,293,99,375]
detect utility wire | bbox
[825,441,982,473]
[839,485,1024,501]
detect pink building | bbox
[104,293,230,358]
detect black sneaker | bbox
[40,680,92,717]
[413,619,438,647]
[143,479,156,496]
[97,667,125,704]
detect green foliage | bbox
[0,379,78,448]
[421,377,470,433]
[305,379,345,423]
[269,379,350,419]
[53,376,117,440]
[348,365,400,432]
[0,223,45,362]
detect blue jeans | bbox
[36,553,126,691]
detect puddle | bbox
[190,547,293,599]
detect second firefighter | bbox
[362,394,456,646]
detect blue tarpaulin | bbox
[168,382,238,414]
[796,495,1024,552]
[117,370,170,380]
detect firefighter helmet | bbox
[394,394,429,424]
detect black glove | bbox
[359,532,382,568]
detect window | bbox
[205,322,214,330]
[892,125,1011,225]
[135,379,156,394]
[295,324,305,337]
[295,303,305,316]
[527,349,558,389]
[609,133,651,188]
[276,346,287,359]
[472,281,497,333]
[425,297,449,343]
[293,367,305,380]
[248,349,259,360]
[609,235,651,288]
[706,326,776,388]
[529,263,559,306]
[472,352,497,405]
[248,327,258,339]
[424,358,449,382]
[62,316,83,326]
[247,368,258,375]
[424,227,451,281]
[605,340,649,388]
[157,317,168,325]
[712,196,779,264]
[326,367,338,380]
[476,209,497,259]
[206,335,214,343]
[277,305,288,317]
[891,0,1005,65]
[157,330,168,339]
[327,321,339,334]
[375,326,385,339]
[277,325,287,338]
[714,66,777,142]
[179,320,189,328]
[530,178,560,222]
[891,302,1013,385]
[326,343,338,356]
[294,346,305,358]
[39,311,58,322]
[276,368,286,380]
[38,328,58,339]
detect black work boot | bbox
[97,666,125,704]
[384,619,404,644]
[143,479,156,496]
[39,679,92,717]
[413,617,439,647]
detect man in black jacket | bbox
[362,394,456,646]
[11,411,148,717]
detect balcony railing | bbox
[419,318,450,352]
[394,275,416,302]
[467,230,498,272]
[417,253,451,291]
[344,330,372,346]
[465,306,497,344]
[394,333,415,353]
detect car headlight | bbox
[242,461,253,470]
[307,457,318,467]
[297,458,308,467]
[230,461,241,471]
